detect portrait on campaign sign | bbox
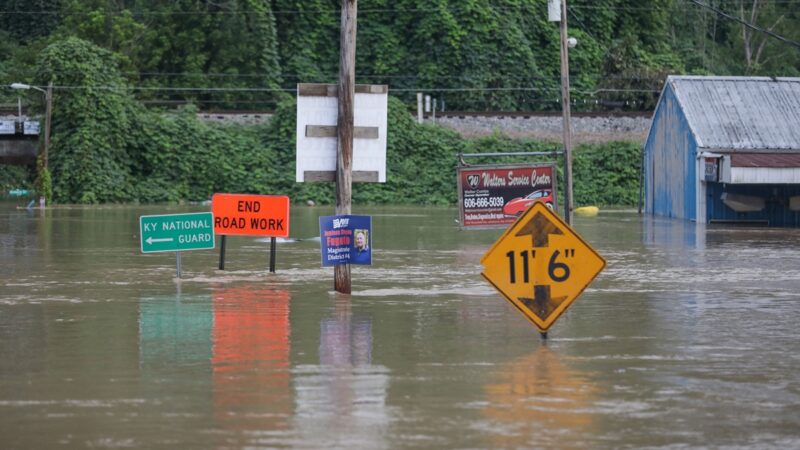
[319,215,372,266]
[352,229,371,264]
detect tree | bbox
[0,0,63,42]
[732,0,795,75]
[273,0,339,84]
[35,37,139,203]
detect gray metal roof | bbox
[667,76,800,152]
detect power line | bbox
[686,0,800,51]
[48,85,293,92]
[6,2,798,17]
[3,69,665,82]
[11,84,659,96]
[0,6,659,16]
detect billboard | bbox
[457,163,557,229]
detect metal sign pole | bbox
[218,235,226,270]
[176,252,182,279]
[269,237,277,273]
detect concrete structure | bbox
[434,113,650,143]
[194,112,652,144]
[643,76,800,227]
[0,116,39,164]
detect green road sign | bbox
[140,212,215,253]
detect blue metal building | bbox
[643,76,800,226]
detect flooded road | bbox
[2,202,799,449]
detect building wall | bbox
[644,85,698,220]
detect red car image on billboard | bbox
[502,189,554,216]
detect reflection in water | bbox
[483,346,597,449]
[212,286,292,437]
[139,295,213,367]
[643,216,705,250]
[293,295,391,448]
[319,296,372,366]
[138,294,214,446]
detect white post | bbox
[417,92,423,124]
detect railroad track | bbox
[192,109,652,118]
[0,105,652,119]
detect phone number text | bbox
[464,197,504,209]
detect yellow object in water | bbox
[574,206,599,217]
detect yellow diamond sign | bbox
[481,202,606,332]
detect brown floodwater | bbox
[1,202,799,449]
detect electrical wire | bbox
[686,0,800,50]
[4,84,659,95]
[5,2,797,17]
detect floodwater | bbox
[1,202,799,449]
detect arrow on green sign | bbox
[146,237,173,245]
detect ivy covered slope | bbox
[30,38,639,207]
[35,38,274,203]
[3,1,798,111]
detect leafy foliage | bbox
[2,0,799,110]
[26,37,640,206]
[0,164,32,192]
[36,37,138,203]
[34,153,52,201]
[35,38,276,203]
[573,141,641,206]
[0,0,62,43]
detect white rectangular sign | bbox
[296,84,388,183]
[0,120,16,135]
[548,0,561,22]
[23,121,40,135]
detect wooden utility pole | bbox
[559,0,574,225]
[335,0,357,294]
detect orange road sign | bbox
[481,202,606,332]
[211,193,290,237]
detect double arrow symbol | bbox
[146,237,173,245]
[514,211,567,322]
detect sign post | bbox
[335,0,357,294]
[480,202,605,338]
[140,212,216,278]
[295,0,387,293]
